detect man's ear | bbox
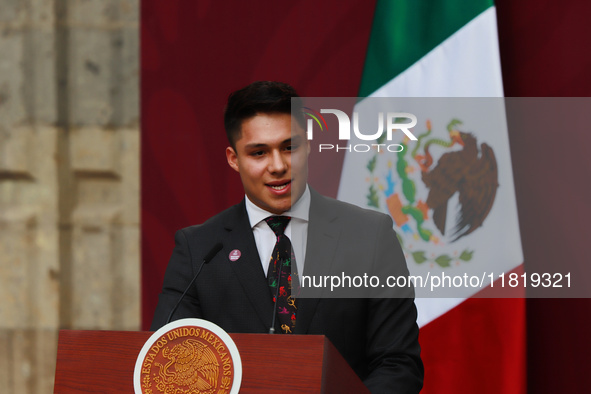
[226,146,240,173]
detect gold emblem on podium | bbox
[134,319,242,394]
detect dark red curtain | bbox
[141,0,376,327]
[496,2,591,393]
[141,1,591,392]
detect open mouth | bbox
[267,180,291,192]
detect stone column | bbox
[0,0,139,392]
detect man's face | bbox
[226,113,309,215]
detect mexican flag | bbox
[337,1,525,392]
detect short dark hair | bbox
[224,81,306,147]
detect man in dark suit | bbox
[151,81,423,393]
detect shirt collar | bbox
[245,185,310,228]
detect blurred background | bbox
[1,0,590,393]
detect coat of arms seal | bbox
[134,318,242,394]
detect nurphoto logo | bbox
[303,107,418,153]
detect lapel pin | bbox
[229,249,241,261]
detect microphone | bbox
[165,243,223,325]
[268,261,285,334]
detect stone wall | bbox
[0,0,139,392]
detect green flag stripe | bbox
[359,0,494,97]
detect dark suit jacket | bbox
[151,189,424,393]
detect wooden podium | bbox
[54,330,369,393]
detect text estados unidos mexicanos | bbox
[300,272,572,292]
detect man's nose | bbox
[268,150,288,173]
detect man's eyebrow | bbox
[244,137,300,149]
[243,142,268,149]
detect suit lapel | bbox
[295,190,341,334]
[223,202,275,329]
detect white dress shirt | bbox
[244,185,310,277]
